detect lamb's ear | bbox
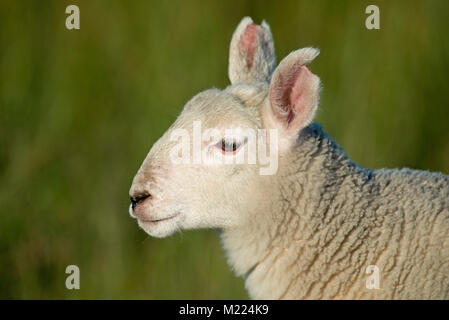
[266,48,320,140]
[228,17,276,85]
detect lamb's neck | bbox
[220,123,374,298]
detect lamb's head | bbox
[129,17,321,238]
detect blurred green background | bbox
[0,0,448,299]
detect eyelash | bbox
[216,139,242,153]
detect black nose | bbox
[130,193,151,210]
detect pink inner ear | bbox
[289,65,313,124]
[239,23,259,69]
[271,64,314,126]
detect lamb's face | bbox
[129,86,269,238]
[129,17,321,238]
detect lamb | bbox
[129,17,449,299]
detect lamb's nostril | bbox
[130,193,151,210]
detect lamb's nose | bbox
[130,193,151,210]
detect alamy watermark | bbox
[365,5,380,30]
[65,265,80,290]
[169,121,279,175]
[65,5,80,30]
[365,265,380,289]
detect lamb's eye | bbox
[217,139,241,153]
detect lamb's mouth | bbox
[138,213,180,225]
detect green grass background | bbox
[0,0,448,299]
